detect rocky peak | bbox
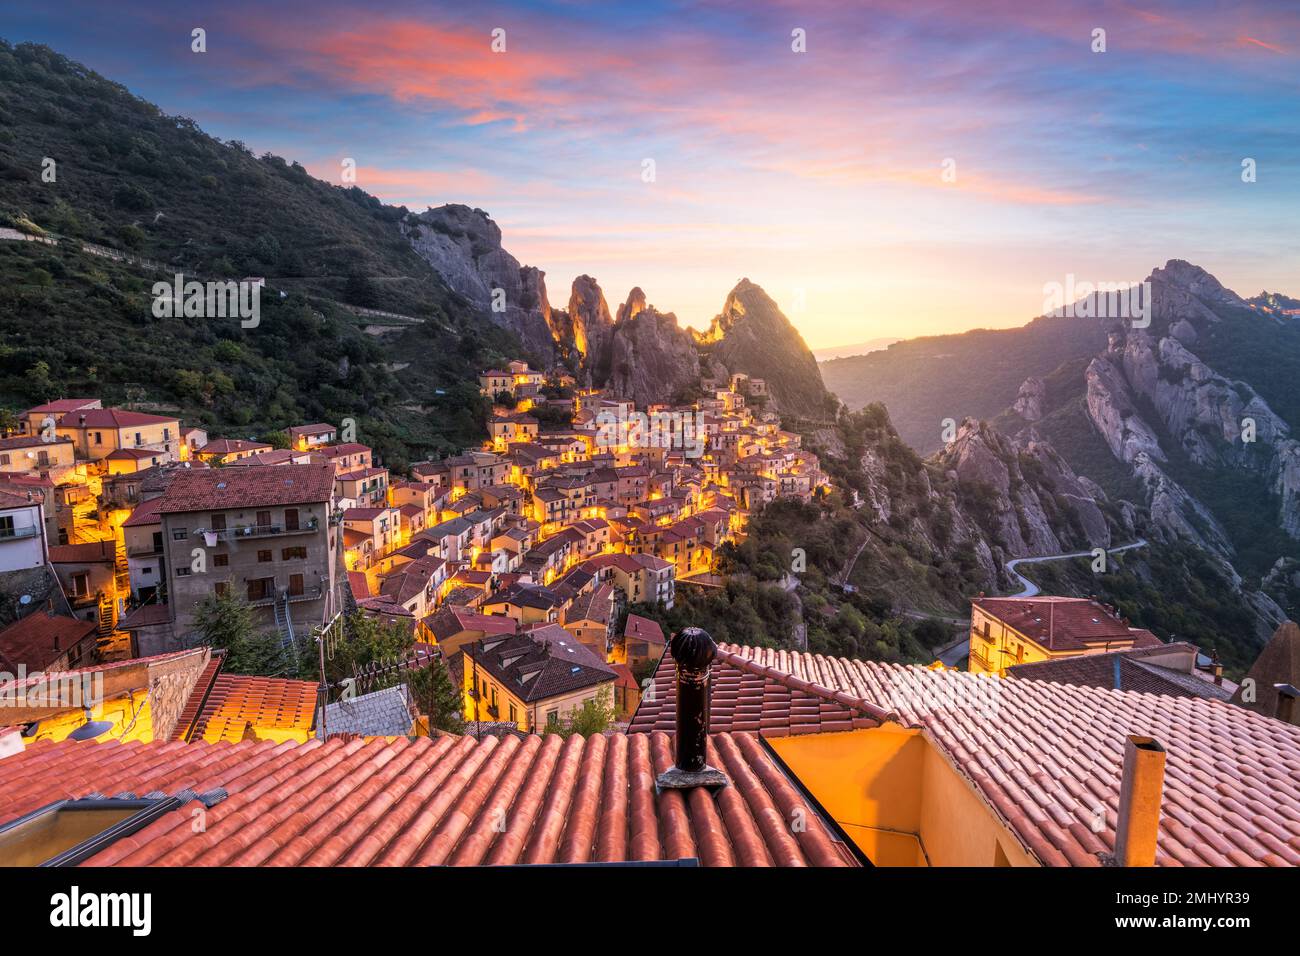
[617,287,648,324]
[697,279,830,419]
[566,275,615,379]
[407,204,558,363]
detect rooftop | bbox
[0,732,857,866]
[634,642,1300,867]
[157,462,335,513]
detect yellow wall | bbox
[767,724,1039,867]
[22,690,155,746]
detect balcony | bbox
[197,517,320,541]
[248,584,324,607]
[0,525,41,541]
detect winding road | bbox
[934,538,1149,666]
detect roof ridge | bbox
[713,646,901,725]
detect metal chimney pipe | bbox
[1114,735,1166,866]
[654,627,728,792]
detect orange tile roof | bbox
[0,733,859,866]
[158,462,334,513]
[637,643,1300,867]
[176,668,318,743]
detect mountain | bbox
[695,279,834,420]
[828,255,1300,655]
[407,206,832,415]
[820,313,1109,453]
[405,204,560,363]
[0,40,523,466]
[813,338,898,361]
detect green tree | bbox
[258,429,290,449]
[546,688,616,738]
[409,658,466,735]
[192,587,288,675]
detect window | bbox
[508,704,517,724]
[151,531,163,551]
[281,547,307,561]
[134,432,142,446]
[210,514,226,532]
[214,582,228,597]
[71,573,90,597]
[256,511,272,530]
[172,528,188,540]
[175,567,191,577]
[0,797,183,867]
[0,516,13,539]
[257,550,272,563]
[93,431,102,445]
[546,710,559,727]
[246,578,274,601]
[213,553,229,568]
[0,454,7,466]
[37,450,49,467]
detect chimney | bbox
[655,627,728,792]
[1273,684,1299,724]
[1113,735,1166,866]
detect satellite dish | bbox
[18,594,31,605]
[69,720,114,741]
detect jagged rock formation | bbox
[406,205,558,362]
[934,419,1111,561]
[406,210,831,411]
[995,259,1296,638]
[697,279,831,419]
[605,289,701,406]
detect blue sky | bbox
[4,0,1298,346]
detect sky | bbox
[5,0,1299,349]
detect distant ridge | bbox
[814,338,898,362]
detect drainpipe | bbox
[655,626,728,792]
[1113,735,1166,866]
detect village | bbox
[0,361,829,736]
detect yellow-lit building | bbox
[968,596,1162,677]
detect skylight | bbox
[0,796,183,867]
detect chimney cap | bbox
[670,626,716,671]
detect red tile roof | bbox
[122,496,163,527]
[157,462,334,513]
[183,673,319,743]
[0,612,98,671]
[624,613,665,646]
[62,408,178,428]
[972,596,1161,651]
[639,643,1300,867]
[198,438,272,455]
[48,541,115,564]
[0,732,858,866]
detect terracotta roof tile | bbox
[639,643,1300,868]
[157,462,334,513]
[0,731,858,867]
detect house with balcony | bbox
[148,463,340,655]
[321,443,373,475]
[0,490,48,573]
[0,435,76,478]
[334,466,389,509]
[122,496,164,604]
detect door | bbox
[284,508,299,531]
[288,573,304,597]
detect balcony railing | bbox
[0,525,41,541]
[248,584,324,607]
[197,517,320,541]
